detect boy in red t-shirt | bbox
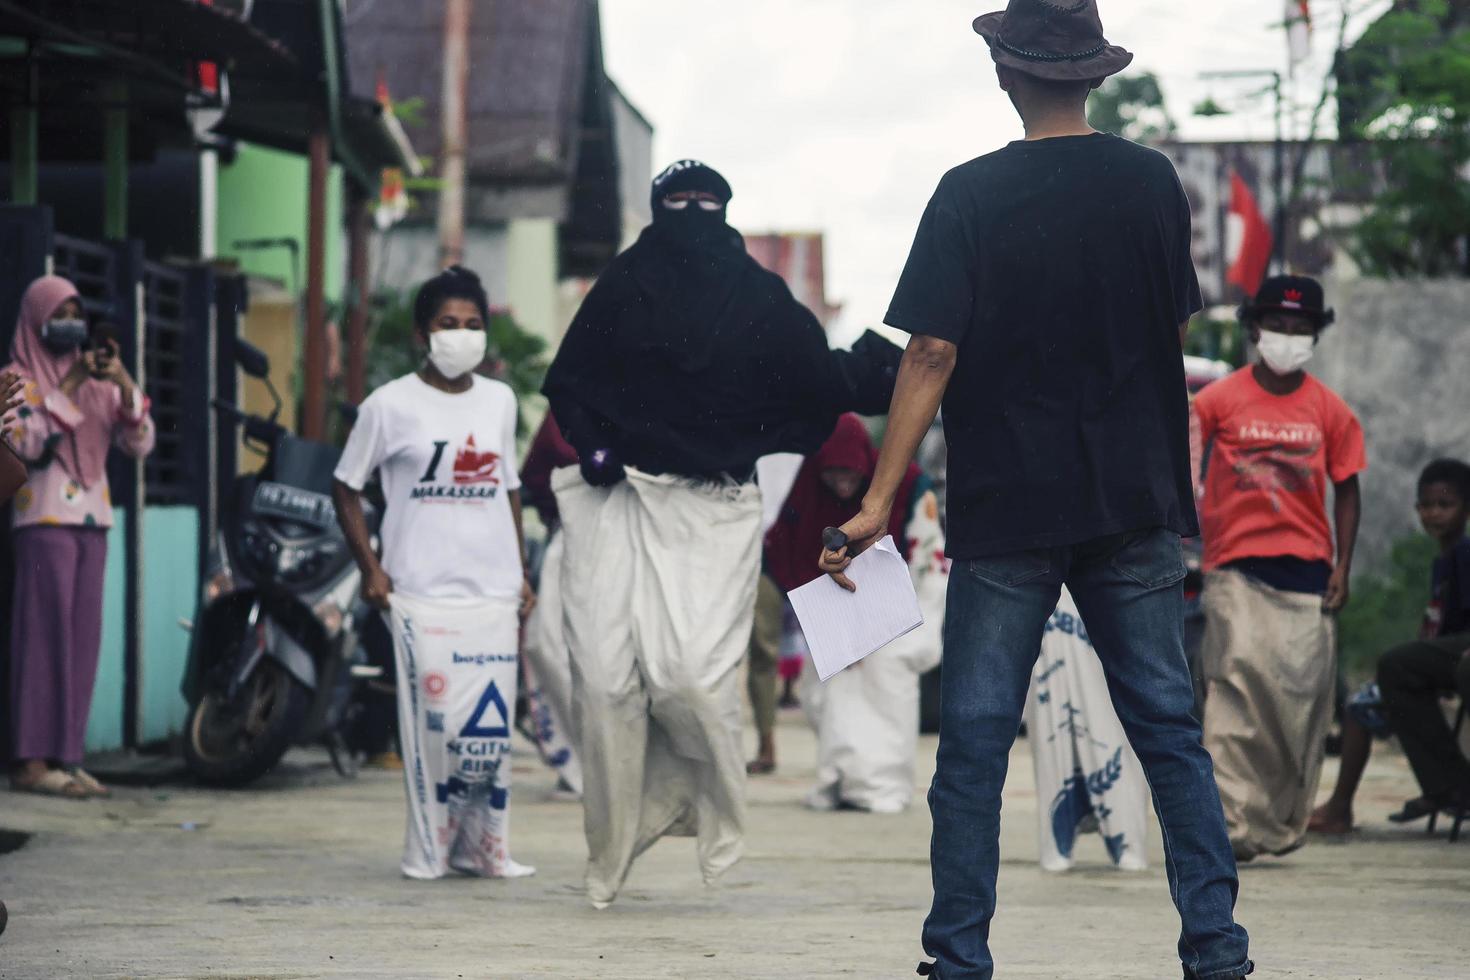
[1193,275,1366,861]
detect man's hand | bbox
[362,566,394,610]
[1324,565,1350,612]
[818,503,891,593]
[519,575,537,622]
[816,333,956,594]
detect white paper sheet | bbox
[788,535,924,682]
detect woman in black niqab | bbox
[543,160,900,483]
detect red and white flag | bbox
[1286,1,1312,71]
[1225,169,1273,296]
[376,74,410,230]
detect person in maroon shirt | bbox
[521,410,579,530]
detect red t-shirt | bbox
[1194,368,1366,572]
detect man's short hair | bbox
[1012,70,1096,104]
[1418,458,1470,501]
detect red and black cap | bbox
[1241,274,1335,327]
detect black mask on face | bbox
[41,318,88,355]
[649,160,733,246]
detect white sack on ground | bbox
[1023,587,1150,872]
[387,593,534,880]
[801,491,948,813]
[520,531,583,795]
[553,465,762,908]
[1200,567,1336,860]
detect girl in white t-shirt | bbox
[334,266,536,879]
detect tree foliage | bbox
[1338,0,1470,276]
[1088,72,1176,144]
[1336,531,1439,680]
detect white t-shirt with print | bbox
[334,373,523,599]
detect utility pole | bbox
[303,115,330,440]
[437,0,472,268]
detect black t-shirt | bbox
[1429,537,1470,638]
[886,133,1203,558]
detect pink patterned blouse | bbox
[4,375,155,530]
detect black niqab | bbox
[544,162,900,480]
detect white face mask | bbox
[427,329,487,379]
[1256,330,1314,376]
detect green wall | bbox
[215,142,344,301]
[83,506,200,751]
[84,517,129,753]
[140,506,199,742]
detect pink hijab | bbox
[6,275,116,488]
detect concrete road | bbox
[1,712,1465,979]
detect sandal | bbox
[67,767,111,798]
[745,759,776,776]
[10,768,88,799]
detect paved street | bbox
[1,710,1466,979]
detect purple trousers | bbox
[9,525,108,764]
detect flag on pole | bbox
[1225,169,1273,296]
[1285,1,1312,71]
[376,74,410,230]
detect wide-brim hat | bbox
[1240,274,1336,327]
[973,0,1134,83]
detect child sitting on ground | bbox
[1309,458,1470,833]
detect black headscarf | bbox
[544,161,901,480]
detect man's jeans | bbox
[923,529,1252,980]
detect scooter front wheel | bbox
[183,659,309,787]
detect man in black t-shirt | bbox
[818,3,1252,979]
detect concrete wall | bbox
[373,218,559,342]
[1313,277,1470,578]
[505,218,558,341]
[374,224,509,304]
[611,84,653,250]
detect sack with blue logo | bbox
[386,593,535,880]
[1023,588,1151,872]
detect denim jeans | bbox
[923,528,1252,980]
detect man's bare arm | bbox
[819,334,957,591]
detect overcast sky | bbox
[600,0,1388,344]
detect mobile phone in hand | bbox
[88,322,118,378]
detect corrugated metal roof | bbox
[344,0,591,182]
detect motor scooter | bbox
[181,339,379,786]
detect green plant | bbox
[1184,316,1247,367]
[1336,532,1440,681]
[1337,0,1470,276]
[1089,72,1176,144]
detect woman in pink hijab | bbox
[3,275,155,798]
